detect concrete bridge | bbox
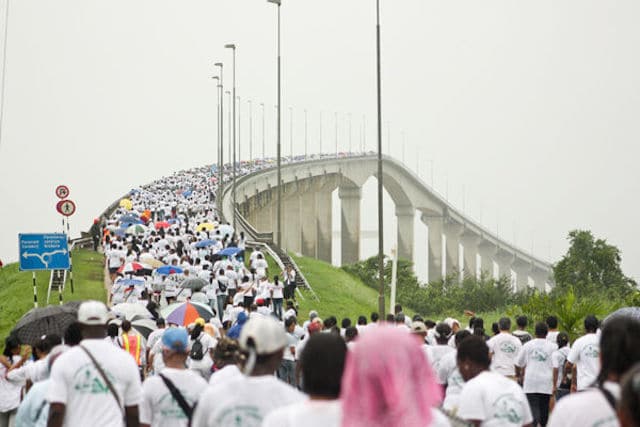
[221,154,552,290]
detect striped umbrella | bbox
[161,301,213,326]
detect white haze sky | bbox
[1,1,639,281]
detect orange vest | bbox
[122,333,142,366]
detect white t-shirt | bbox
[487,333,522,376]
[457,371,533,427]
[426,345,454,377]
[191,375,306,427]
[283,333,297,362]
[262,399,341,427]
[208,364,242,387]
[6,357,48,384]
[0,356,22,412]
[437,350,465,412]
[546,330,559,344]
[551,346,571,388]
[547,382,619,427]
[515,338,558,394]
[107,249,126,269]
[269,281,285,299]
[140,368,208,427]
[567,333,600,391]
[47,339,143,427]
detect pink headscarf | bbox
[340,326,443,427]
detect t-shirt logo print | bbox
[500,342,517,354]
[532,349,548,362]
[583,344,600,359]
[72,364,114,395]
[492,394,524,424]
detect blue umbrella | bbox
[156,265,184,275]
[182,190,193,198]
[195,239,217,248]
[217,247,243,257]
[168,218,180,224]
[114,278,146,286]
[114,228,127,237]
[120,215,142,224]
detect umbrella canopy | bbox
[156,265,184,275]
[111,303,152,320]
[117,262,148,274]
[216,224,234,238]
[196,222,215,232]
[126,224,147,235]
[195,239,217,248]
[114,278,146,286]
[120,215,142,225]
[109,318,156,340]
[12,303,80,345]
[180,277,208,291]
[217,247,243,257]
[119,198,133,210]
[155,221,171,230]
[139,256,164,268]
[161,301,213,326]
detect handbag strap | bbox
[599,385,617,411]
[79,345,124,414]
[158,373,193,420]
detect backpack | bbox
[217,280,227,293]
[190,337,204,360]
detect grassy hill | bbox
[0,249,107,343]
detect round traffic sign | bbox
[55,185,70,199]
[56,199,76,217]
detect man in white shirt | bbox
[567,315,600,391]
[263,333,347,427]
[191,317,306,426]
[47,301,143,427]
[140,328,208,427]
[515,322,558,427]
[487,317,522,379]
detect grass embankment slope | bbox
[0,249,107,343]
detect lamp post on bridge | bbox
[248,100,253,164]
[304,109,308,160]
[375,0,385,318]
[260,102,265,160]
[211,75,222,194]
[267,0,282,247]
[224,43,237,232]
[214,62,224,196]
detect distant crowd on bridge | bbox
[2,156,639,427]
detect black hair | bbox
[341,318,352,329]
[3,335,20,357]
[498,317,511,331]
[412,315,423,322]
[468,316,476,329]
[455,330,472,347]
[324,316,337,329]
[385,314,395,322]
[516,315,528,329]
[394,304,402,314]
[107,323,119,338]
[556,331,569,349]
[424,320,436,328]
[395,314,405,323]
[301,333,347,398]
[435,322,452,344]
[284,317,297,329]
[370,312,379,322]
[546,315,558,329]
[620,363,640,427]
[156,317,166,327]
[596,317,640,386]
[357,316,367,326]
[457,335,490,368]
[191,324,204,340]
[121,320,132,333]
[584,315,599,333]
[491,322,500,336]
[345,326,358,341]
[64,322,83,346]
[534,322,548,338]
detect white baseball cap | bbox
[239,316,287,355]
[77,301,110,325]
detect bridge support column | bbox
[531,268,549,292]
[512,259,532,292]
[444,222,463,280]
[339,185,361,265]
[461,233,481,279]
[495,249,515,287]
[316,190,333,263]
[396,205,414,262]
[300,190,317,258]
[423,215,444,283]
[478,242,497,279]
[283,193,301,254]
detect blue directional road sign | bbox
[18,234,70,271]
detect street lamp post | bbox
[335,112,338,157]
[224,43,237,232]
[248,100,253,164]
[319,111,323,155]
[211,75,221,194]
[260,103,265,159]
[304,109,308,160]
[289,107,293,159]
[375,0,385,317]
[267,0,282,247]
[226,90,232,184]
[237,95,242,170]
[214,63,224,196]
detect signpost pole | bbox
[66,217,74,293]
[32,272,38,308]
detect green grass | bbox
[0,248,107,344]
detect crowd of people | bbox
[1,160,640,427]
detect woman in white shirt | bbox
[0,336,24,426]
[270,276,285,320]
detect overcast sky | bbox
[1,1,639,280]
